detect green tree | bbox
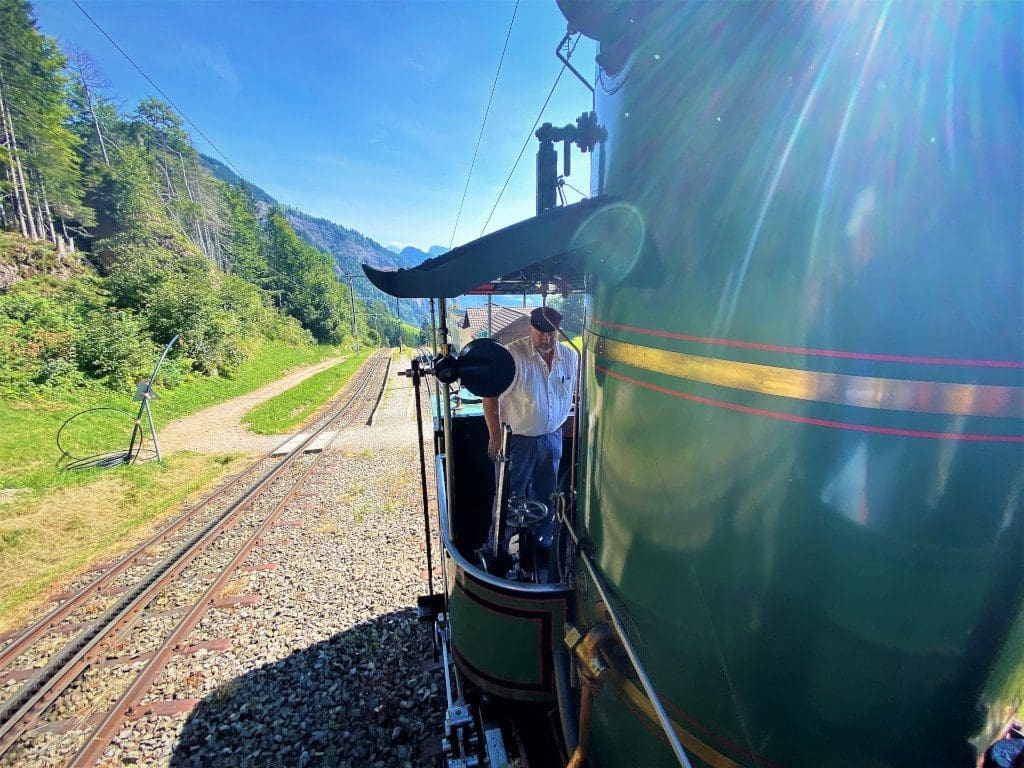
[220,181,269,281]
[0,0,92,250]
[264,208,353,344]
[550,292,585,336]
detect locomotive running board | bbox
[361,196,614,298]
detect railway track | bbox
[0,350,392,767]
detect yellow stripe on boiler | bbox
[589,335,1023,418]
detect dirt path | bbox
[157,356,347,455]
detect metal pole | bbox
[131,335,178,464]
[144,399,161,463]
[430,299,442,419]
[397,296,402,352]
[438,301,455,529]
[347,275,358,350]
[487,295,493,336]
[411,359,435,597]
[560,520,694,768]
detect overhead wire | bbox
[70,0,247,182]
[478,34,580,237]
[448,0,519,250]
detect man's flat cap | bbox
[530,307,562,332]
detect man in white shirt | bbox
[482,307,578,546]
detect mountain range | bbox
[202,155,430,323]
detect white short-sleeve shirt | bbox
[498,337,578,437]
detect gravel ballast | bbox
[4,353,447,768]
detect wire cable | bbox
[478,40,578,237]
[448,0,519,249]
[71,0,247,182]
[559,177,588,199]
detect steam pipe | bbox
[554,641,579,759]
[565,683,595,768]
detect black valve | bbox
[536,112,605,214]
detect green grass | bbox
[241,349,373,434]
[0,452,245,627]
[0,339,357,627]
[0,340,341,494]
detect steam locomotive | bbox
[366,2,1024,766]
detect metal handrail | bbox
[558,512,694,768]
[436,454,568,595]
[489,423,512,559]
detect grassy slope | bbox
[0,340,339,492]
[0,453,242,624]
[0,340,343,627]
[241,349,372,434]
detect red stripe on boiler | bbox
[592,319,1024,369]
[595,366,1024,443]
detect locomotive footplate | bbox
[436,614,512,768]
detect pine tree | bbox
[0,0,92,252]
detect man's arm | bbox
[483,397,501,461]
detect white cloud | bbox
[387,240,425,252]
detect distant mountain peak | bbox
[389,244,448,268]
[198,153,428,320]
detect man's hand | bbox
[483,397,502,461]
[487,435,501,461]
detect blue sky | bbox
[34,1,595,251]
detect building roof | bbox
[460,305,530,335]
[493,315,532,344]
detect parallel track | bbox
[0,350,392,765]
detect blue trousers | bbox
[506,432,562,544]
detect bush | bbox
[154,356,191,389]
[0,289,81,395]
[75,309,157,391]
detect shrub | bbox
[75,309,157,391]
[154,356,190,389]
[0,289,80,395]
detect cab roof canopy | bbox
[361,197,611,299]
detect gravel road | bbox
[157,355,348,455]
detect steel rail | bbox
[0,450,316,753]
[0,351,390,758]
[1,348,387,671]
[71,351,391,766]
[0,457,272,670]
[70,422,342,767]
[1,349,392,666]
[366,352,392,425]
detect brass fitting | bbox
[564,621,619,768]
[574,621,616,686]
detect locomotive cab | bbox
[366,218,593,764]
[430,351,575,708]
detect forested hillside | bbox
[201,153,430,326]
[0,0,418,400]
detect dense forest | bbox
[0,0,419,399]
